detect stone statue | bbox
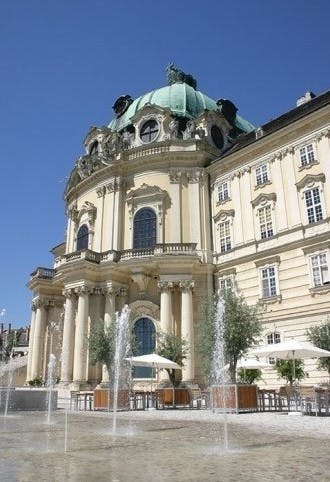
[184,120,196,139]
[105,131,120,157]
[169,118,179,139]
[166,63,197,90]
[121,130,134,150]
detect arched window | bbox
[140,119,159,143]
[77,224,89,251]
[133,317,156,378]
[133,208,156,248]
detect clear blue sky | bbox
[0,0,329,328]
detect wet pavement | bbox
[0,409,329,481]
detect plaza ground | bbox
[1,409,329,482]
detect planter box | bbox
[0,388,58,412]
[211,384,258,413]
[94,389,130,411]
[157,388,191,408]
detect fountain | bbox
[112,304,131,435]
[0,358,16,417]
[46,353,56,424]
[212,296,229,451]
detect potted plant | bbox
[197,290,263,412]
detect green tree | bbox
[0,330,22,362]
[88,320,116,378]
[307,320,330,376]
[275,359,308,386]
[237,368,262,385]
[156,332,189,386]
[197,290,263,384]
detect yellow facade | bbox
[27,69,330,389]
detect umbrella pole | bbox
[292,351,299,411]
[292,350,296,385]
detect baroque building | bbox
[27,66,330,389]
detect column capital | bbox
[158,280,174,292]
[74,285,93,296]
[179,280,194,292]
[32,297,53,310]
[62,288,75,299]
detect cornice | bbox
[207,118,330,181]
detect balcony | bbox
[33,243,199,277]
[121,243,197,259]
[30,267,56,280]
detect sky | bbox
[0,0,329,328]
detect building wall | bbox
[209,104,330,387]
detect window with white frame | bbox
[219,220,232,252]
[310,253,329,287]
[304,187,323,223]
[299,144,316,167]
[261,266,278,298]
[267,332,281,345]
[258,204,274,239]
[267,331,281,364]
[218,276,234,291]
[217,181,229,203]
[255,164,269,186]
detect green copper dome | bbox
[108,82,254,134]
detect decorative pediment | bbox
[129,104,171,125]
[79,201,96,223]
[126,183,169,207]
[296,173,325,191]
[213,209,235,223]
[251,192,277,208]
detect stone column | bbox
[26,303,37,383]
[180,280,194,382]
[101,286,116,385]
[158,281,173,334]
[30,299,47,380]
[72,286,91,385]
[60,289,76,385]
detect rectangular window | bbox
[311,253,329,286]
[304,187,323,223]
[258,205,274,239]
[267,332,281,345]
[219,277,233,291]
[255,164,269,186]
[218,181,229,202]
[261,266,277,297]
[300,144,315,166]
[267,332,281,364]
[219,221,231,252]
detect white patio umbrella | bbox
[125,354,181,395]
[236,357,271,370]
[125,353,181,370]
[250,340,330,383]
